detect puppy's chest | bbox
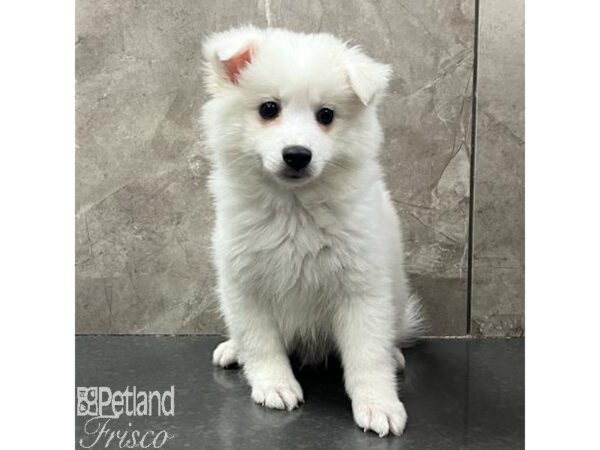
[229,206,355,300]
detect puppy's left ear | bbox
[202,26,261,93]
[344,47,392,106]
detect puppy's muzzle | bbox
[282,146,312,171]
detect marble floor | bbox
[76,336,524,449]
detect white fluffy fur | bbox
[201,26,424,437]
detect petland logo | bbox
[77,386,175,448]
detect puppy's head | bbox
[201,26,391,188]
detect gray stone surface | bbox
[76,335,525,449]
[471,0,524,336]
[76,0,522,336]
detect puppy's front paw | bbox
[212,340,238,368]
[251,377,304,411]
[352,398,407,437]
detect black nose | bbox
[282,146,312,171]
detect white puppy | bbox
[201,26,423,437]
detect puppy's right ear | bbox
[202,26,261,93]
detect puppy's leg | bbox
[240,316,303,411]
[334,296,407,437]
[222,292,303,411]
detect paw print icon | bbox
[77,387,98,416]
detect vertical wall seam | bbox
[466,0,480,336]
[264,0,272,27]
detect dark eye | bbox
[259,101,280,120]
[316,107,334,125]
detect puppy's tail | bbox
[396,294,428,348]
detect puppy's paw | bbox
[212,340,238,368]
[251,377,304,411]
[352,398,407,437]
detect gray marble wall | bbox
[76,0,524,336]
[471,0,524,336]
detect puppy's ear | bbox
[344,47,392,106]
[202,26,261,92]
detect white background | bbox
[0,0,599,448]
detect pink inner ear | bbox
[223,48,253,84]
